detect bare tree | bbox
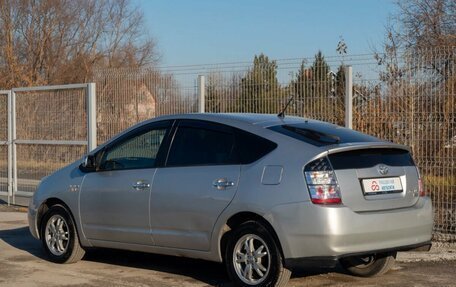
[369,0,456,181]
[390,0,455,50]
[0,0,158,88]
[374,0,455,81]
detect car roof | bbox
[153,113,318,127]
[93,112,408,155]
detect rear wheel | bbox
[340,252,396,277]
[40,205,85,264]
[225,221,291,287]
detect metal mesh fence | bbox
[94,54,349,140]
[93,47,455,240]
[14,88,88,194]
[351,47,456,241]
[16,144,86,193]
[0,145,7,194]
[199,56,347,125]
[93,69,197,145]
[0,48,453,239]
[15,89,87,141]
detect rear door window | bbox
[166,121,237,167]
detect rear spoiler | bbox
[304,142,411,167]
[325,142,411,155]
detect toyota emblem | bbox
[378,164,389,175]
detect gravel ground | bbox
[1,206,455,287]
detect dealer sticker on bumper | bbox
[362,177,403,195]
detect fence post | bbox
[11,90,16,205]
[344,65,353,129]
[198,75,205,113]
[87,83,97,152]
[7,90,12,206]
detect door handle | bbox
[132,180,151,191]
[212,178,235,190]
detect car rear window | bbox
[328,148,415,169]
[268,123,379,147]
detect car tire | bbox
[40,204,85,264]
[340,252,396,277]
[225,221,291,287]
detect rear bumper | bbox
[284,241,431,270]
[270,197,433,261]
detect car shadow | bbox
[0,225,345,286]
[0,226,48,259]
[82,249,346,286]
[292,264,348,279]
[83,248,232,286]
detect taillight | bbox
[416,166,425,197]
[418,178,425,197]
[304,157,342,204]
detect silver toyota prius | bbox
[28,113,433,287]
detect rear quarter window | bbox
[235,130,277,164]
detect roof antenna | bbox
[277,95,294,119]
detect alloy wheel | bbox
[233,234,271,285]
[44,214,70,256]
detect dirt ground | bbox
[1,205,456,287]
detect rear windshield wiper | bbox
[283,125,340,144]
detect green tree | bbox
[205,72,242,113]
[239,54,280,113]
[311,51,331,98]
[206,73,223,113]
[292,51,339,121]
[294,51,331,100]
[333,64,346,125]
[293,61,310,103]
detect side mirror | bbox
[80,154,97,172]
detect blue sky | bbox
[135,0,397,66]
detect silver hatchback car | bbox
[28,113,433,287]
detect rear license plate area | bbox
[361,177,403,195]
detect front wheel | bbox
[225,221,291,287]
[340,252,396,277]
[40,204,85,264]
